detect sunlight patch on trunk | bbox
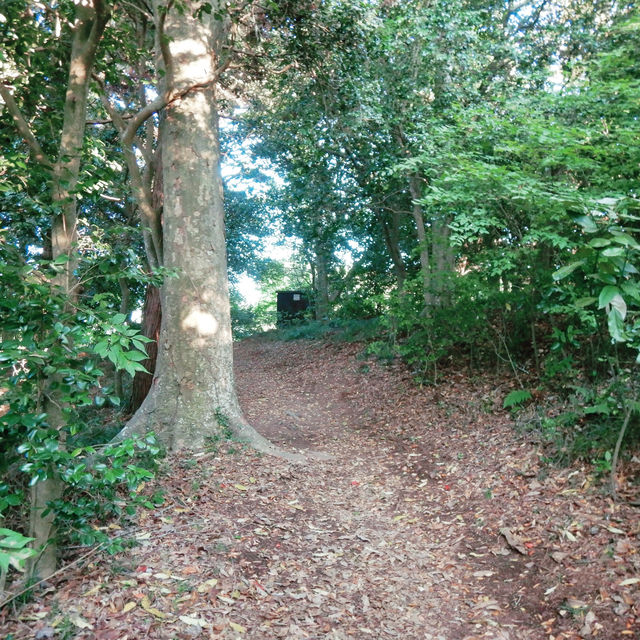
[182,307,218,336]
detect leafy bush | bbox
[371,273,538,383]
[0,237,163,567]
[542,198,640,461]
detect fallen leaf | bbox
[619,578,640,586]
[179,615,209,627]
[182,565,200,575]
[122,602,137,613]
[615,539,634,554]
[563,597,588,611]
[69,614,93,630]
[83,584,101,597]
[196,578,219,593]
[229,621,246,633]
[473,599,500,611]
[141,595,170,619]
[580,610,596,636]
[605,525,625,535]
[500,527,527,555]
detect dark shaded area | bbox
[130,285,161,412]
[276,290,309,326]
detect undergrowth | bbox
[256,318,382,343]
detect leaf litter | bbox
[1,337,639,639]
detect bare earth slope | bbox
[2,338,639,639]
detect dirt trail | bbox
[2,338,638,639]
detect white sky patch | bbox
[546,61,565,92]
[263,235,297,262]
[335,247,354,268]
[236,273,262,306]
[234,236,299,305]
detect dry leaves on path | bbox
[1,337,638,639]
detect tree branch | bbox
[86,114,134,125]
[156,0,176,87]
[0,84,52,168]
[94,82,162,270]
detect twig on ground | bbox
[0,542,107,610]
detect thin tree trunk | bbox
[130,285,161,412]
[380,209,406,290]
[130,137,164,412]
[25,1,109,580]
[114,278,131,401]
[314,244,330,321]
[407,174,432,310]
[431,215,454,305]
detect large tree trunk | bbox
[119,1,301,461]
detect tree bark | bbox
[431,214,454,306]
[130,137,164,412]
[114,277,132,402]
[130,285,161,412]
[380,208,406,290]
[314,243,331,321]
[407,173,433,310]
[27,1,109,580]
[119,1,302,462]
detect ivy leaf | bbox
[609,294,627,320]
[601,246,626,257]
[574,297,597,308]
[589,237,611,248]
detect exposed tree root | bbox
[116,393,312,464]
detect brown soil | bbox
[1,337,639,639]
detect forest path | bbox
[3,338,638,639]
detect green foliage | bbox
[366,273,537,383]
[50,434,162,551]
[204,408,237,455]
[0,236,162,553]
[503,390,533,410]
[551,198,640,357]
[0,0,637,549]
[0,528,37,574]
[268,318,381,343]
